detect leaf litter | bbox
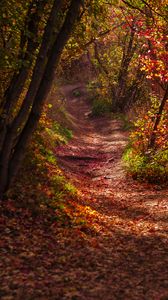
[0,84,168,300]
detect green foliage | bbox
[87,80,102,90]
[123,96,168,184]
[35,111,75,204]
[39,144,57,165]
[116,114,134,131]
[8,104,76,217]
[45,122,72,146]
[0,0,27,68]
[91,96,112,116]
[131,96,168,153]
[123,147,168,184]
[43,174,78,224]
[50,175,77,198]
[29,164,77,224]
[52,121,73,143]
[72,89,81,97]
[87,80,112,116]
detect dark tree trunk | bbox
[0,0,46,150]
[0,0,64,196]
[9,0,63,136]
[121,70,145,111]
[148,85,168,149]
[112,25,136,112]
[0,0,83,198]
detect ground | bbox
[0,84,168,300]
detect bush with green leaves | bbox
[91,96,112,116]
[123,147,168,183]
[123,96,168,184]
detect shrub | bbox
[123,96,168,184]
[91,96,112,116]
[123,147,168,183]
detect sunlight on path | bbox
[54,84,168,300]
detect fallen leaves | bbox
[1,85,168,300]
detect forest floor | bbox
[1,84,168,300]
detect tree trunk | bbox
[112,25,136,112]
[122,70,145,111]
[8,0,63,138]
[0,0,64,196]
[0,0,83,198]
[148,85,168,149]
[0,0,46,150]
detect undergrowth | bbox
[91,97,112,116]
[115,113,134,131]
[7,105,83,226]
[87,80,112,117]
[123,97,168,184]
[123,146,168,184]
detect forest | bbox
[0,0,168,299]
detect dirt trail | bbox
[1,84,168,300]
[55,84,168,300]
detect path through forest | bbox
[1,84,168,300]
[55,84,168,300]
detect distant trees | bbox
[78,4,148,112]
[123,0,168,150]
[82,1,168,113]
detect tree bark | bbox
[8,0,63,138]
[0,0,64,196]
[112,25,136,112]
[122,69,145,111]
[148,84,168,149]
[0,0,46,150]
[0,0,83,197]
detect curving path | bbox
[1,84,168,300]
[55,84,168,300]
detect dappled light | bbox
[0,0,168,299]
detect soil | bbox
[0,84,168,300]
[55,84,168,300]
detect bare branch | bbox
[85,22,125,47]
[121,0,144,14]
